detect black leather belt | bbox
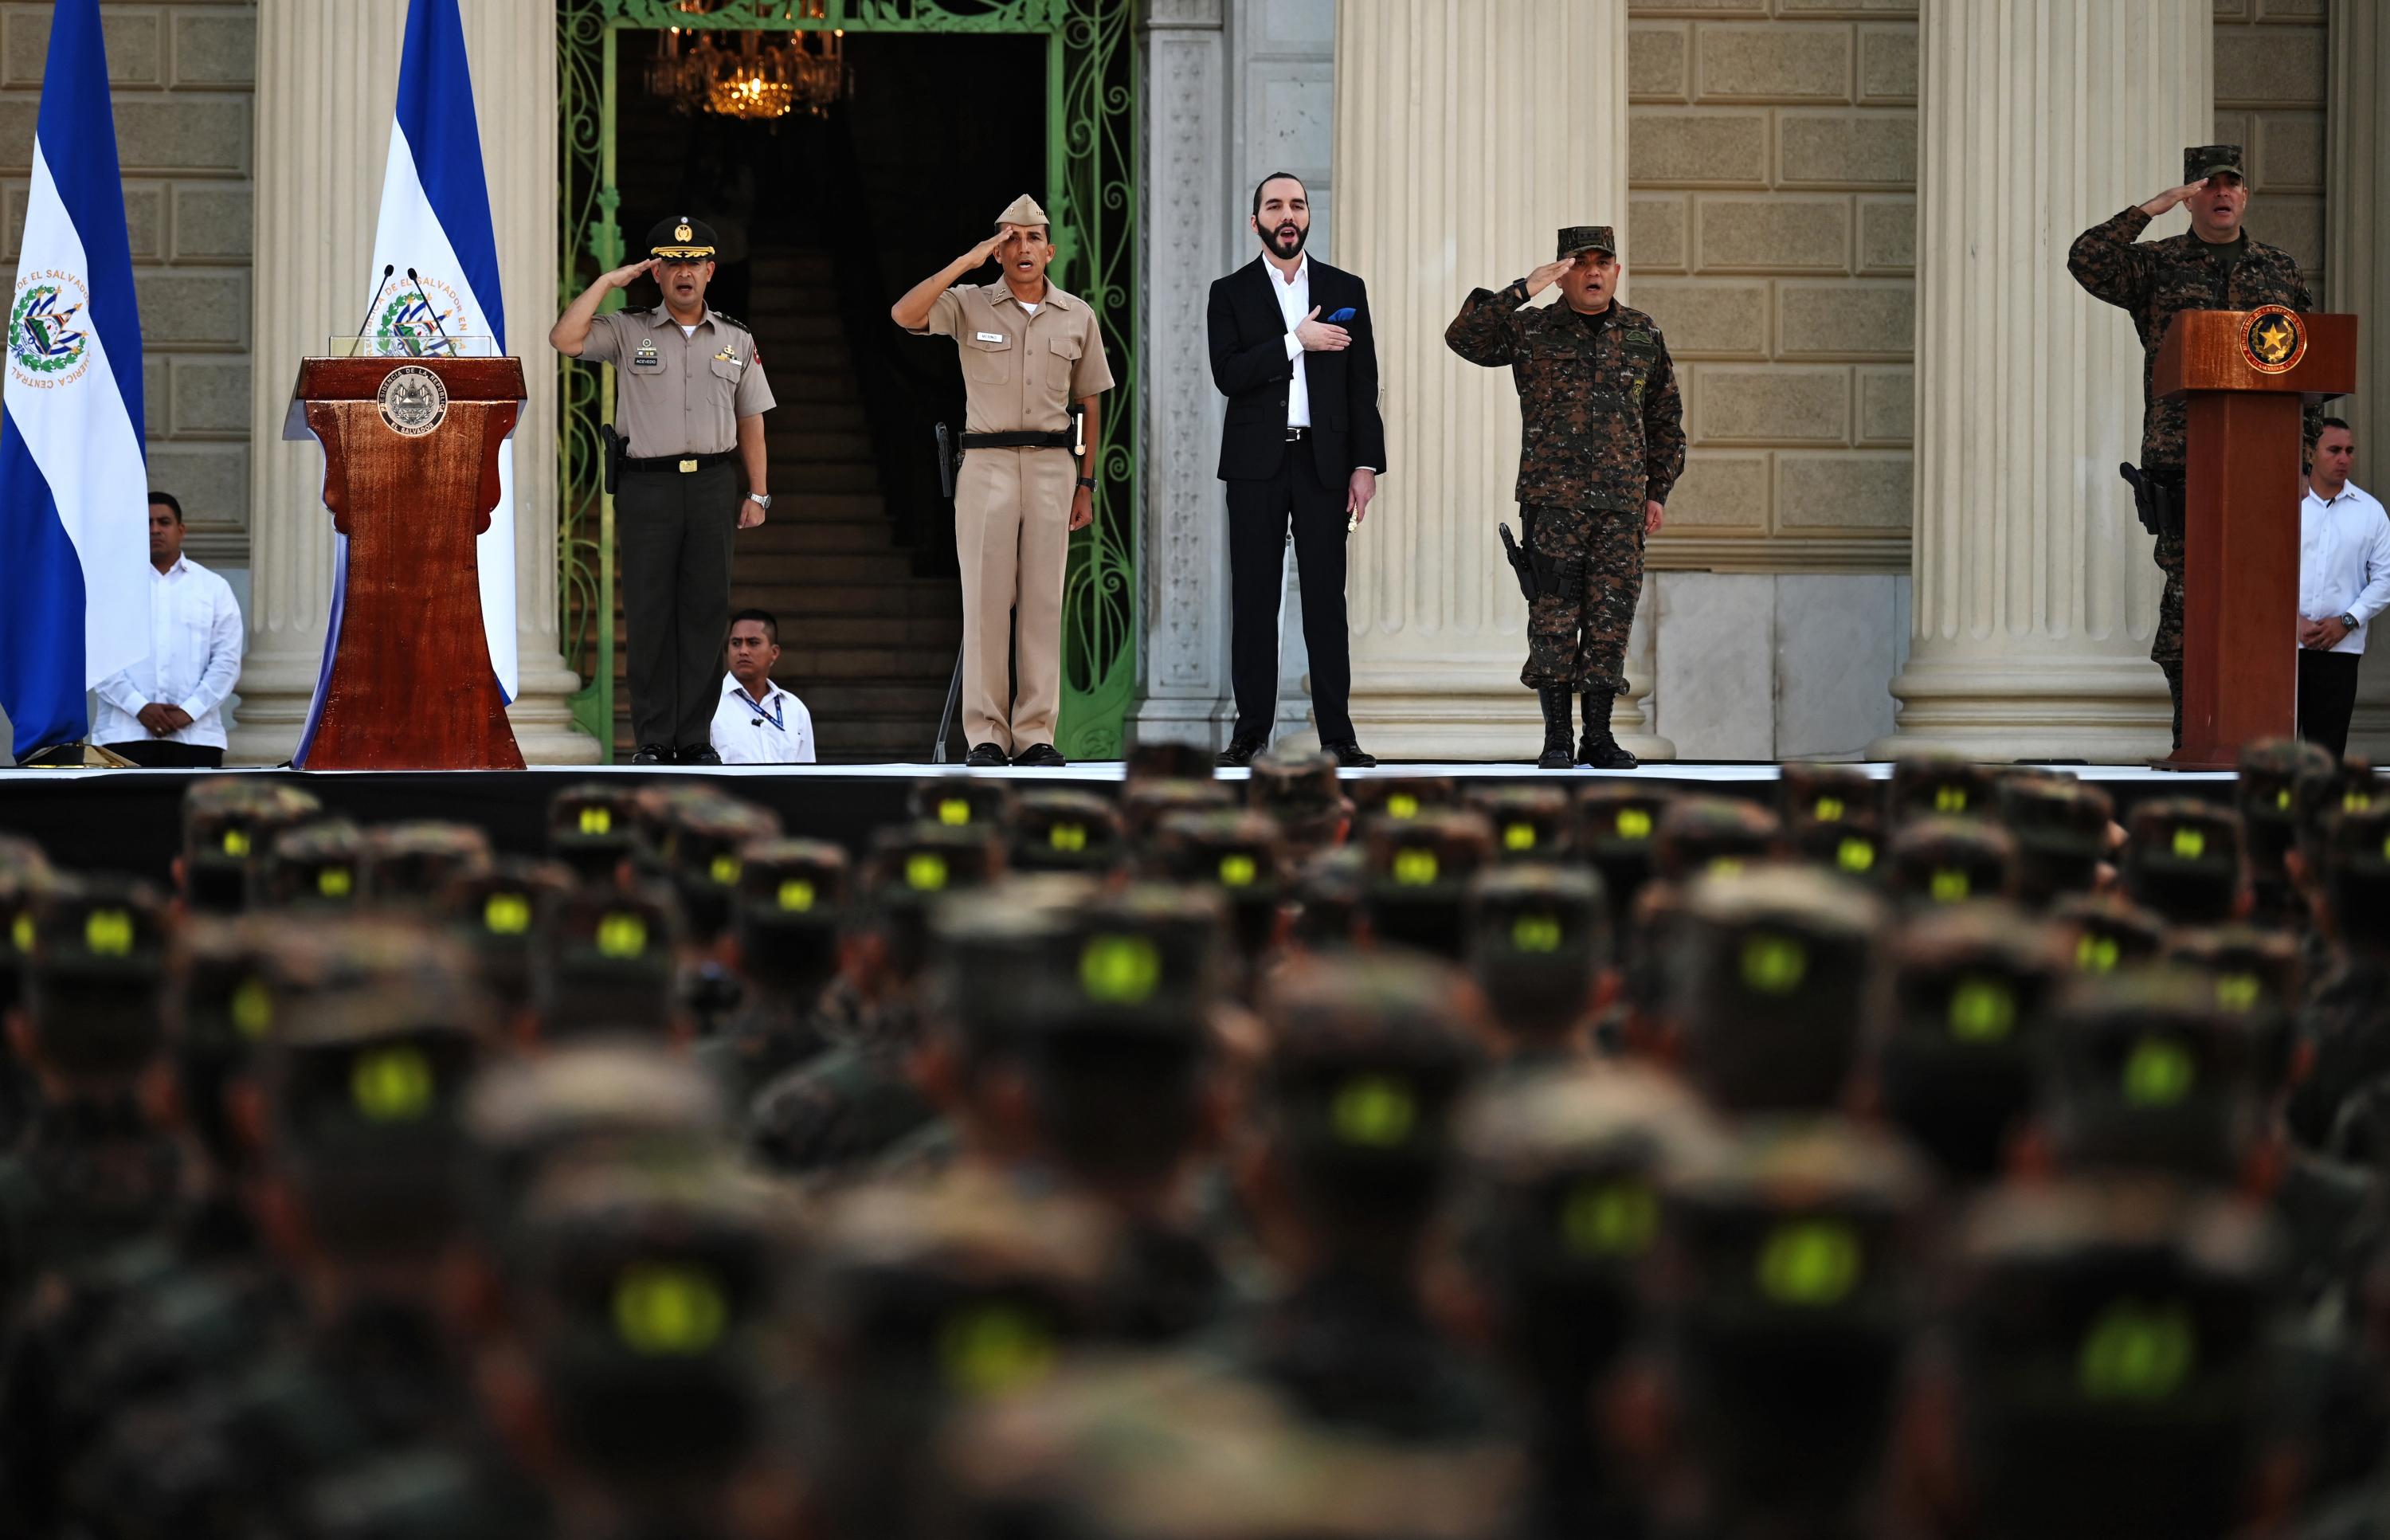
[1285,426,1310,442]
[621,449,735,473]
[960,430,1074,450]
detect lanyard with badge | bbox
[749,692,786,734]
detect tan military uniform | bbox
[582,304,776,752]
[910,276,1113,754]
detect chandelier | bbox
[646,2,846,121]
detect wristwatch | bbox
[1076,476,1095,489]
[2341,612,2359,631]
[747,493,771,510]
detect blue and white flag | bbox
[298,0,511,763]
[0,0,148,760]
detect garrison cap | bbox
[532,880,685,1040]
[1556,225,1616,259]
[22,875,170,1081]
[1467,783,1575,862]
[547,779,644,879]
[995,194,1052,233]
[1009,790,1125,875]
[2043,966,2270,1181]
[1120,777,1236,844]
[1671,866,1884,1114]
[360,821,494,907]
[645,214,718,259]
[1880,903,2071,1181]
[1887,752,1996,824]
[181,778,322,913]
[1350,774,1459,826]
[1364,806,1496,962]
[1653,794,1781,884]
[438,857,577,1010]
[2051,891,2170,977]
[464,1041,727,1240]
[1886,816,2020,908]
[1465,864,1611,1044]
[1998,774,2116,903]
[1258,951,1490,1173]
[2122,797,2244,926]
[910,775,1017,832]
[1123,739,1217,786]
[2184,143,2246,182]
[259,819,367,909]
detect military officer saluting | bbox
[550,215,777,766]
[891,195,1114,768]
[1448,225,1685,770]
[2069,145,2316,750]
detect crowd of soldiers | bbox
[6,743,2390,1538]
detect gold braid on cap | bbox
[652,220,714,259]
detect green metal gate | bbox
[558,0,1139,761]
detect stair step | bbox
[768,461,879,492]
[730,582,958,617]
[775,644,958,679]
[766,430,876,460]
[796,680,958,716]
[728,551,916,585]
[737,520,897,553]
[775,374,866,404]
[773,401,866,431]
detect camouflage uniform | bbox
[1444,226,1686,743]
[2066,146,2318,730]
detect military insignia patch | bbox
[633,339,660,369]
[2241,304,2305,374]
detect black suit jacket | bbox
[1207,256,1386,484]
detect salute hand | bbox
[605,257,658,289]
[2139,181,2211,217]
[1523,259,1573,298]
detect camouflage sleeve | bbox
[2067,206,2156,311]
[1643,339,1686,505]
[1444,284,1526,368]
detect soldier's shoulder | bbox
[708,309,754,335]
[1613,302,1667,339]
[2248,235,2307,272]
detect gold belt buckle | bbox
[678,457,698,473]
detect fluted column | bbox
[2328,0,2390,755]
[232,0,594,765]
[1871,0,2206,760]
[1332,0,1667,762]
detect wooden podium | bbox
[285,355,527,770]
[2154,308,2357,768]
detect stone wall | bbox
[2214,0,2326,291]
[0,0,255,582]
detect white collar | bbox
[1268,253,1311,288]
[153,555,189,579]
[2311,482,2359,507]
[723,671,784,705]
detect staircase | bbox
[606,248,963,762]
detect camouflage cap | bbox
[2122,797,2244,926]
[658,793,782,942]
[1779,763,1883,831]
[21,875,172,1081]
[2051,891,2170,978]
[359,821,495,908]
[547,779,644,879]
[1998,774,2116,904]
[1466,783,1576,863]
[1048,882,1230,1037]
[1887,752,1997,824]
[1258,950,1490,1174]
[910,774,1018,832]
[1009,789,1126,875]
[1350,774,1459,826]
[1465,864,1611,1044]
[1124,739,1219,786]
[1291,844,1368,951]
[1151,809,1286,965]
[2184,143,2246,182]
[866,819,1006,908]
[258,819,368,909]
[1248,748,1343,818]
[261,919,495,1049]
[1670,866,1885,1114]
[1885,816,2020,908]
[1364,807,1497,962]
[927,876,1101,1052]
[1556,225,1616,259]
[2043,966,2270,1181]
[2161,924,2299,1095]
[1121,778,1237,844]
[2318,801,2390,953]
[167,911,280,1072]
[2236,738,2333,828]
[437,857,577,1009]
[1576,784,1675,921]
[1652,795,1781,884]
[531,880,686,1041]
[464,1041,728,1237]
[733,837,848,926]
[181,778,323,913]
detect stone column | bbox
[1332,0,1667,761]
[232,0,594,764]
[2328,0,2390,755]
[1870,0,2206,761]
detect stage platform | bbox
[0,761,2236,888]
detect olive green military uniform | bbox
[581,216,777,754]
[906,195,1115,758]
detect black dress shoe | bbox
[966,743,1008,768]
[1013,743,1068,768]
[677,745,723,766]
[1215,737,1266,768]
[632,743,670,766]
[1322,740,1377,769]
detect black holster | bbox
[1500,522,1538,602]
[2118,462,2184,539]
[935,422,958,500]
[601,423,625,496]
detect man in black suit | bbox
[1207,172,1385,769]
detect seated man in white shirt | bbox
[2297,418,2390,758]
[709,607,815,765]
[93,492,244,768]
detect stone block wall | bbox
[0,0,255,578]
[1626,0,1917,577]
[2214,0,2326,290]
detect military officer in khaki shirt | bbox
[892,194,1114,767]
[550,215,777,765]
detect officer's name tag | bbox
[633,339,660,369]
[974,331,1007,344]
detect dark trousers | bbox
[2298,649,2362,758]
[619,462,738,750]
[1226,444,1352,745]
[102,740,223,768]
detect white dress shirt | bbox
[1271,253,1312,429]
[2298,480,2390,656]
[92,555,243,749]
[710,672,815,764]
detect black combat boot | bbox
[1577,688,1640,770]
[1536,688,1575,770]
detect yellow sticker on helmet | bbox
[484,892,532,935]
[938,798,972,828]
[1561,1179,1658,1259]
[1386,793,1420,820]
[1393,848,1439,886]
[1616,807,1653,840]
[9,913,29,954]
[2075,934,2121,974]
[84,909,133,957]
[1934,786,1969,813]
[1741,934,1808,995]
[1048,822,1087,853]
[2122,1036,2196,1107]
[1511,913,1563,953]
[1330,1076,1417,1147]
[351,1045,433,1122]
[2275,788,2293,811]
[1503,822,1538,852]
[578,805,613,836]
[906,852,950,892]
[1815,797,1846,823]
[2349,790,2376,813]
[2215,972,2261,1013]
[1756,1218,1863,1307]
[231,977,272,1041]
[597,911,648,958]
[778,878,817,913]
[1709,857,1745,878]
[1948,977,2016,1042]
[613,1263,728,1357]
[1930,868,1971,903]
[709,854,740,886]
[2079,1300,2195,1401]
[941,1304,1058,1397]
[1219,853,1258,888]
[1836,837,1876,874]
[1080,934,1161,1005]
[317,866,353,899]
[221,828,251,858]
[2171,828,2206,860]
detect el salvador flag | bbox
[297,0,511,763]
[0,0,148,761]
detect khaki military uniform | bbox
[909,280,1113,754]
[582,304,776,752]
